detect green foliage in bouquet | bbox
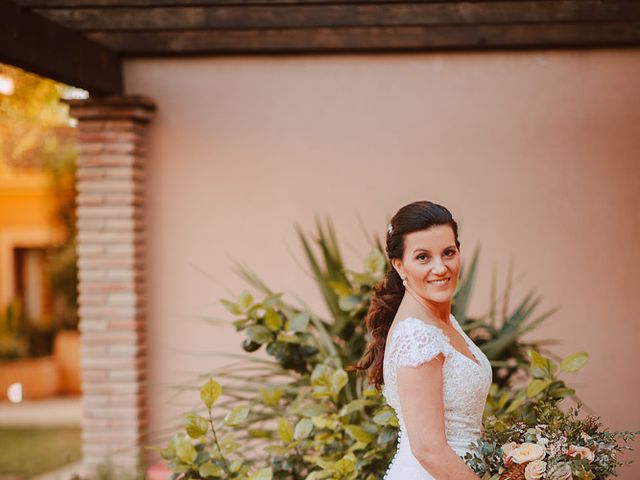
[464,350,639,480]
[161,219,562,478]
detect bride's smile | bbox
[392,225,462,322]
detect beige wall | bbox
[124,49,640,476]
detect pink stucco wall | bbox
[124,49,640,476]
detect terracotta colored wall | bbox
[0,169,61,306]
[124,49,640,476]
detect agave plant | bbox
[160,217,568,479]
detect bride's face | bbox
[393,225,461,304]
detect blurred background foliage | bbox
[162,219,568,479]
[0,63,83,355]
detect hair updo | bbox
[351,200,461,390]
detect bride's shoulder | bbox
[386,316,453,367]
[389,316,446,343]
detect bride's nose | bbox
[432,262,447,275]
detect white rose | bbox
[580,432,593,443]
[568,445,595,463]
[501,441,519,465]
[525,459,547,480]
[536,437,550,448]
[509,442,546,464]
[502,441,518,456]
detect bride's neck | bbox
[403,287,451,326]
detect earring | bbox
[402,277,407,287]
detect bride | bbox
[355,201,492,479]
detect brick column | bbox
[67,96,155,475]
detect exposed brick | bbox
[77,185,141,200]
[78,154,142,168]
[82,345,109,356]
[83,331,145,345]
[79,282,138,294]
[71,95,154,473]
[81,355,144,371]
[82,418,110,429]
[79,305,144,319]
[78,231,137,243]
[79,320,109,333]
[81,370,109,384]
[78,292,107,305]
[78,258,144,271]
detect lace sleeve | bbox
[392,318,454,369]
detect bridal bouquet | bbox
[464,351,639,480]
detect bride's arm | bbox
[396,354,481,480]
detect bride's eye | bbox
[445,249,456,257]
[416,254,428,261]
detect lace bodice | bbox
[381,314,492,479]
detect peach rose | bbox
[508,442,546,464]
[524,459,547,480]
[568,445,595,463]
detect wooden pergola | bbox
[2,0,640,95]
[2,0,639,475]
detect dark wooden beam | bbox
[87,22,640,55]
[16,0,460,6]
[29,2,640,32]
[0,0,122,95]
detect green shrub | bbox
[162,219,562,479]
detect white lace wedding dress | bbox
[382,314,492,479]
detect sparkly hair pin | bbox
[387,223,393,235]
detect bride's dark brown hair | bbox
[350,200,461,390]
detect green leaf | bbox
[264,445,289,456]
[333,453,357,474]
[307,471,332,480]
[229,460,243,473]
[175,435,197,464]
[298,404,330,417]
[289,312,311,332]
[550,386,576,399]
[506,394,527,413]
[247,325,273,344]
[201,378,222,409]
[265,309,283,331]
[344,425,374,444]
[249,429,272,439]
[377,426,397,445]
[330,369,349,397]
[276,333,302,343]
[527,379,552,397]
[224,404,250,427]
[373,408,398,427]
[184,412,208,438]
[338,295,360,312]
[363,248,385,274]
[199,461,225,478]
[220,299,242,315]
[238,290,254,312]
[249,468,273,480]
[259,386,283,407]
[277,417,294,443]
[529,350,550,378]
[339,399,375,416]
[220,434,241,455]
[329,281,352,296]
[559,352,589,373]
[294,418,314,440]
